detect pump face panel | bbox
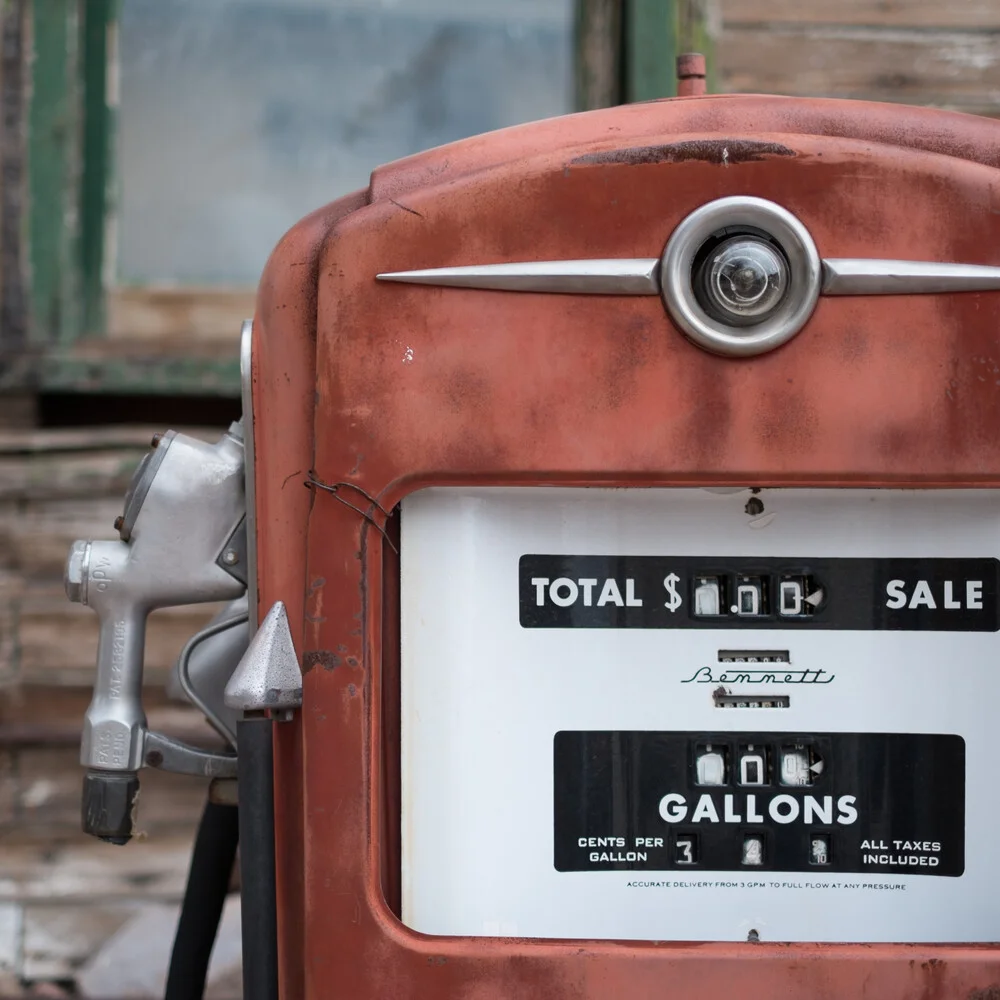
[402,487,994,942]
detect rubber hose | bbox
[165,798,240,1000]
[236,717,279,1000]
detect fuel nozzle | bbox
[66,425,247,841]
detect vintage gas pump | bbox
[69,83,1000,997]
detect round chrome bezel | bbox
[659,197,821,357]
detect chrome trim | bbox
[660,196,822,358]
[176,599,249,747]
[376,259,660,295]
[240,319,258,632]
[822,258,1000,295]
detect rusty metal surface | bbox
[252,188,368,1000]
[253,95,1000,998]
[676,53,707,97]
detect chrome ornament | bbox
[658,197,821,357]
[377,195,1000,358]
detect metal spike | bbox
[224,601,302,713]
[376,259,661,295]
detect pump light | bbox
[694,234,789,326]
[659,196,822,357]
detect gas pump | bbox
[69,82,1000,998]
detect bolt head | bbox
[64,540,90,604]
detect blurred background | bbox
[0,0,996,996]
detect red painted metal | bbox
[676,53,707,97]
[253,94,1000,998]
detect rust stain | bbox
[303,650,340,672]
[570,138,796,168]
[919,958,948,1000]
[969,987,1000,1000]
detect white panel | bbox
[400,487,999,943]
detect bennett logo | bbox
[658,792,858,826]
[885,579,983,610]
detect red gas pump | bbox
[71,82,1000,999]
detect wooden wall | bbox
[0,0,997,995]
[718,0,1000,117]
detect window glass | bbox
[117,0,574,284]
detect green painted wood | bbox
[28,0,80,345]
[625,0,676,102]
[623,0,715,102]
[36,354,241,396]
[77,0,116,337]
[0,0,29,353]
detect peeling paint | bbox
[570,139,795,168]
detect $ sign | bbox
[664,573,683,613]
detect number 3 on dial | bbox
[675,837,697,865]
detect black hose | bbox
[165,798,239,1000]
[236,716,279,1000]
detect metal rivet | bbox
[222,550,239,565]
[150,433,162,448]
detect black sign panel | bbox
[520,555,1000,630]
[553,731,964,876]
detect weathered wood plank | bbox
[0,832,194,901]
[0,447,147,501]
[22,902,134,981]
[719,24,1000,112]
[0,594,15,686]
[575,0,622,110]
[75,897,242,999]
[0,684,202,731]
[0,427,220,503]
[0,496,127,574]
[0,902,21,988]
[0,425,216,454]
[35,343,243,396]
[721,0,1000,29]
[108,287,255,343]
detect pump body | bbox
[247,94,1000,999]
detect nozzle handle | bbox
[80,587,149,772]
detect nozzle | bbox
[64,540,90,604]
[82,770,140,844]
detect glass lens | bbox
[697,236,789,326]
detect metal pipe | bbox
[236,714,279,1000]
